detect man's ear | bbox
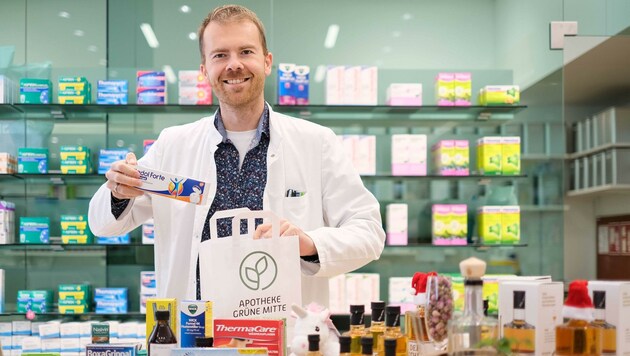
[264,52,273,76]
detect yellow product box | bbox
[61,165,90,174]
[61,234,92,244]
[60,146,90,161]
[59,290,87,300]
[479,85,520,105]
[478,206,502,244]
[58,95,87,104]
[501,137,521,175]
[179,300,213,347]
[146,298,177,344]
[59,82,88,91]
[59,304,88,314]
[501,206,520,244]
[477,137,502,175]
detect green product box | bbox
[17,300,48,313]
[61,159,91,166]
[477,137,502,175]
[58,88,90,96]
[501,206,520,244]
[58,298,89,306]
[92,323,110,343]
[18,148,48,173]
[59,283,91,294]
[60,215,89,230]
[501,137,521,175]
[61,235,93,244]
[19,217,50,243]
[60,146,90,161]
[483,85,520,105]
[59,76,89,83]
[478,206,502,244]
[17,290,53,301]
[19,78,52,104]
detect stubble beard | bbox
[215,75,264,109]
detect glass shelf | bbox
[0,312,146,318]
[0,173,105,185]
[383,243,527,254]
[362,174,527,180]
[13,103,218,115]
[567,184,630,198]
[0,243,153,250]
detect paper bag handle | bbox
[208,207,251,239]
[232,210,281,239]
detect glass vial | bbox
[384,339,397,356]
[368,301,386,342]
[376,306,406,356]
[339,335,351,356]
[344,304,366,356]
[591,291,616,355]
[148,310,177,356]
[361,336,376,356]
[503,290,535,354]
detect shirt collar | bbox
[214,104,270,145]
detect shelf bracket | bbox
[50,109,66,120]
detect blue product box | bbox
[294,65,310,105]
[97,80,128,93]
[137,88,166,105]
[95,299,128,314]
[98,149,128,173]
[96,234,130,244]
[136,71,166,88]
[86,343,139,356]
[94,288,127,301]
[96,92,128,105]
[277,63,295,105]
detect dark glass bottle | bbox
[195,337,214,348]
[148,310,177,356]
[307,334,322,356]
[339,335,351,356]
[384,339,397,356]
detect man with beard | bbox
[88,5,385,306]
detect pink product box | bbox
[432,204,467,245]
[178,86,212,105]
[178,70,206,86]
[391,134,427,176]
[386,83,422,106]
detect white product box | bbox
[79,322,93,338]
[142,219,155,244]
[20,336,41,352]
[498,281,563,355]
[325,65,344,105]
[39,323,60,339]
[140,271,156,295]
[0,269,4,313]
[79,337,91,351]
[328,274,346,314]
[59,323,80,338]
[59,338,80,352]
[12,321,31,335]
[588,281,630,354]
[135,323,146,339]
[30,322,44,336]
[0,336,11,350]
[358,66,378,105]
[344,273,380,315]
[12,335,28,350]
[178,70,205,87]
[354,135,376,175]
[388,277,415,313]
[391,134,427,176]
[41,337,61,352]
[118,322,138,339]
[0,322,10,336]
[342,66,359,105]
[386,204,408,246]
[137,166,206,205]
[387,83,422,106]
[105,321,120,338]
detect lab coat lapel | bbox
[264,108,285,216]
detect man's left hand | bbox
[253,219,317,257]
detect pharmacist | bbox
[88,4,385,306]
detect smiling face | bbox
[200,20,272,109]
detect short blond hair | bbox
[197,4,268,62]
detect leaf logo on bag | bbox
[239,251,278,291]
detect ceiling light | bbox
[99,59,107,66]
[58,11,70,19]
[188,32,197,40]
[74,30,84,37]
[392,31,401,38]
[163,65,177,84]
[180,5,191,13]
[140,23,160,48]
[324,24,340,49]
[402,13,413,21]
[382,46,392,53]
[314,65,326,83]
[88,45,98,52]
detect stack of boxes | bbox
[178,70,212,105]
[432,140,469,176]
[61,215,93,244]
[477,136,521,175]
[0,153,17,173]
[18,148,48,174]
[58,77,91,104]
[19,217,50,244]
[98,149,128,174]
[0,75,16,103]
[435,72,471,106]
[277,63,310,106]
[17,290,53,313]
[432,204,468,245]
[140,271,157,314]
[326,65,378,105]
[97,80,128,105]
[327,273,380,315]
[137,71,166,105]
[477,206,521,245]
[386,203,408,246]
[94,288,128,314]
[0,201,15,244]
[60,146,92,174]
[19,78,52,104]
[391,134,427,176]
[58,284,90,314]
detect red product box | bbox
[214,319,285,356]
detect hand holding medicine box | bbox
[136,166,206,205]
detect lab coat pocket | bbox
[283,195,308,221]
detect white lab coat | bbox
[88,106,385,306]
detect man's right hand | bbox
[105,152,144,200]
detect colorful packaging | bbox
[145,298,177,345]
[435,73,454,106]
[386,204,408,246]
[432,140,455,175]
[294,65,309,105]
[479,85,520,105]
[477,137,502,175]
[453,140,469,176]
[432,204,451,245]
[136,166,206,205]
[214,319,284,356]
[501,136,521,175]
[19,217,50,244]
[179,300,213,347]
[386,83,422,106]
[501,206,520,244]
[478,206,502,244]
[448,204,468,245]
[19,79,52,104]
[18,148,48,174]
[454,72,472,106]
[277,63,295,105]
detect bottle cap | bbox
[513,290,526,310]
[385,306,401,327]
[339,336,351,353]
[195,337,214,347]
[361,336,373,355]
[155,310,170,320]
[371,301,386,322]
[459,257,486,280]
[350,305,365,326]
[593,290,606,309]
[308,334,320,352]
[384,339,397,356]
